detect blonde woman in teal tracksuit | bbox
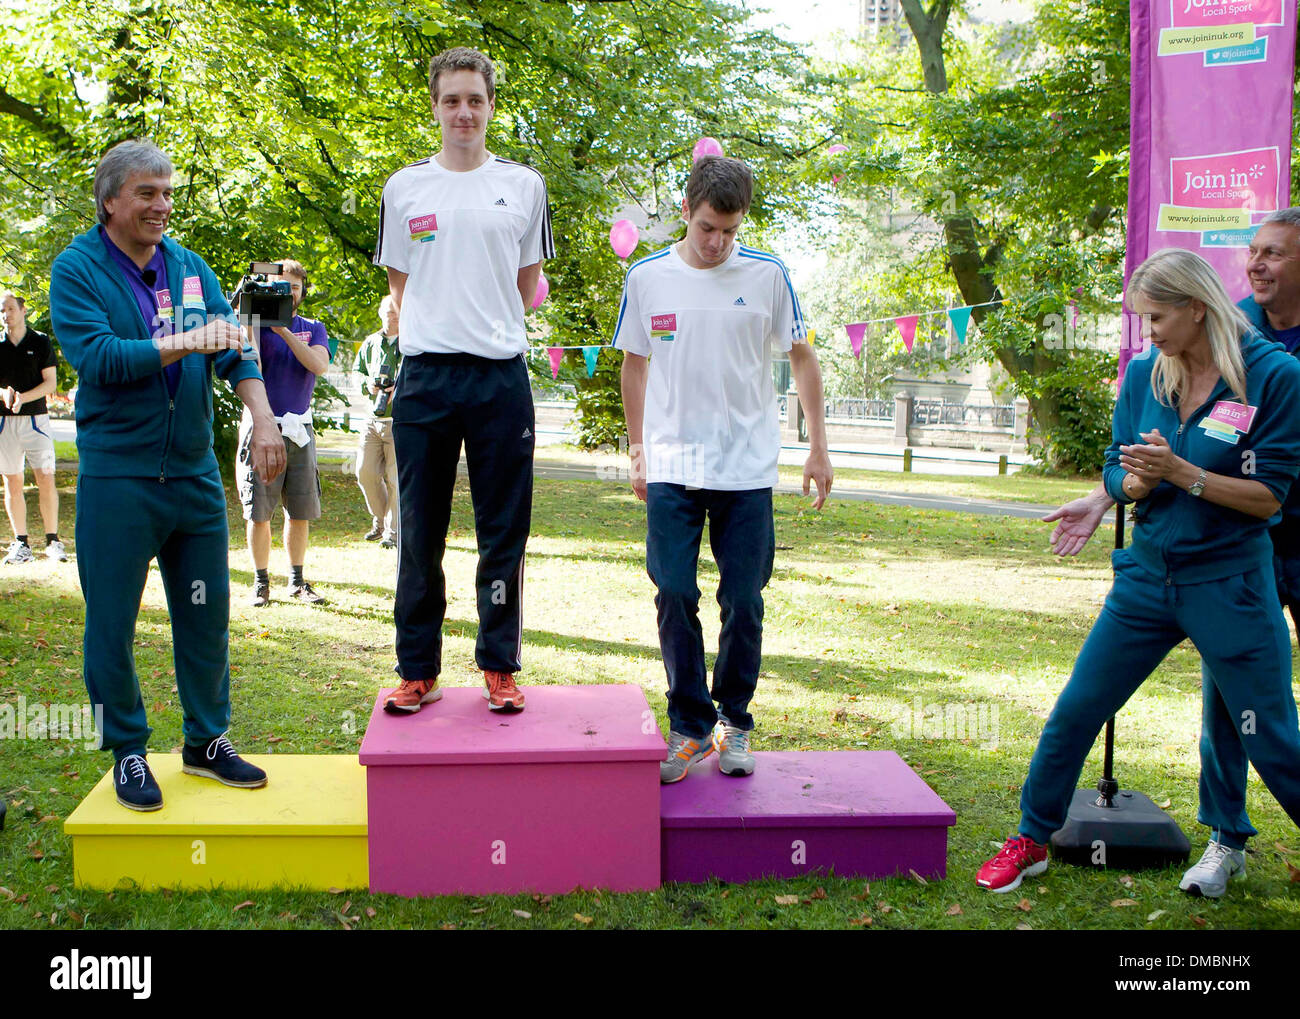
[978,248,1300,895]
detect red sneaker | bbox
[383,678,442,714]
[976,835,1049,893]
[483,670,525,712]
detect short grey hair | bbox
[1261,207,1300,231]
[93,140,173,225]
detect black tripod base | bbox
[1049,787,1191,869]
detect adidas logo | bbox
[495,198,508,207]
[734,297,746,306]
[521,427,531,438]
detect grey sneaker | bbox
[1179,840,1246,898]
[2,540,33,565]
[287,581,326,605]
[660,730,714,784]
[45,539,68,562]
[715,718,755,777]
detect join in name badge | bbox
[1199,400,1258,445]
[409,213,439,242]
[181,275,204,308]
[155,288,174,320]
[650,313,677,341]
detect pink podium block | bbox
[360,684,666,897]
[660,751,956,885]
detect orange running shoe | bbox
[483,670,525,712]
[383,678,442,714]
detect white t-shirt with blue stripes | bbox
[612,242,807,490]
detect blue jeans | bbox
[1018,549,1300,848]
[646,484,775,739]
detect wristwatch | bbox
[1188,468,1207,497]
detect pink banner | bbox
[894,315,919,352]
[547,346,564,379]
[845,322,867,358]
[1123,0,1297,381]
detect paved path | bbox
[47,419,1058,520]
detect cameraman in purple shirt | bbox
[237,259,331,606]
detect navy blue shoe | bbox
[182,735,267,788]
[115,754,163,811]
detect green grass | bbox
[533,444,1098,506]
[1,470,1297,930]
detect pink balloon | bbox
[828,144,849,185]
[609,219,639,260]
[692,136,724,162]
[530,273,549,309]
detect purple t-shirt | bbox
[259,315,329,416]
[1276,324,1300,354]
[100,228,182,394]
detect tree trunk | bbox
[899,0,1065,440]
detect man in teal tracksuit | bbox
[1239,210,1300,628]
[49,139,287,812]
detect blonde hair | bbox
[1127,248,1249,408]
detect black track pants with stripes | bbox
[392,352,534,679]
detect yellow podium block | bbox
[65,755,367,891]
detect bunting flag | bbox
[894,315,919,352]
[844,322,867,359]
[547,346,564,379]
[947,305,972,344]
[582,345,600,377]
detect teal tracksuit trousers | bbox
[1019,549,1300,847]
[76,470,233,761]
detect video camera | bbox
[231,261,294,328]
[374,362,394,416]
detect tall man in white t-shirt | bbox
[615,156,833,782]
[373,46,554,715]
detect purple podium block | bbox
[660,751,956,885]
[360,684,666,897]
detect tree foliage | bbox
[1,0,830,459]
[822,0,1131,472]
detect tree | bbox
[826,0,1129,471]
[1,0,831,460]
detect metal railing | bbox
[911,399,1015,428]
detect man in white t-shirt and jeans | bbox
[615,156,833,782]
[373,46,554,715]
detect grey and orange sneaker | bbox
[661,730,714,784]
[715,717,755,777]
[483,670,525,712]
[384,678,442,714]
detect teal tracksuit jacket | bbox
[49,226,263,759]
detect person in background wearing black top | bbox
[0,292,64,564]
